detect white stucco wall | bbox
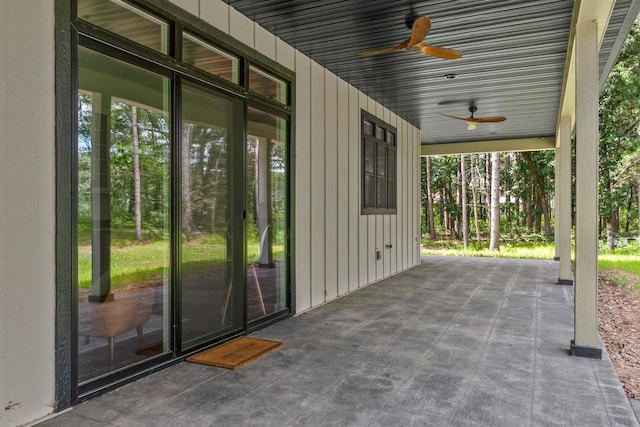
[0,1,57,426]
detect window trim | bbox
[361,110,397,215]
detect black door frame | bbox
[55,0,295,409]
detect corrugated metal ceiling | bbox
[224,0,638,145]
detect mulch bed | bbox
[598,271,640,400]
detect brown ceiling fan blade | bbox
[439,113,469,122]
[420,44,463,60]
[407,16,431,46]
[357,37,410,56]
[470,116,506,123]
[358,43,406,56]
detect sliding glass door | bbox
[180,82,244,350]
[77,47,171,383]
[65,0,292,401]
[246,107,289,323]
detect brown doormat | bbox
[186,337,284,370]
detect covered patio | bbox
[38,256,639,426]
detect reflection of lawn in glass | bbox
[77,227,285,290]
[78,228,219,290]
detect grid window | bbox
[361,110,397,214]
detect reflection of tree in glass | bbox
[77,96,170,239]
[182,123,227,240]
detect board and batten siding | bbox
[190,0,420,313]
[176,0,422,314]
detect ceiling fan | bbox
[358,16,463,60]
[440,105,506,130]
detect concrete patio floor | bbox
[37,256,640,426]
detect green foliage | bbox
[421,21,640,245]
[599,20,640,235]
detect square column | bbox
[572,17,601,358]
[557,116,573,286]
[554,148,561,261]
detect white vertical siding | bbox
[396,118,404,272]
[367,97,378,283]
[228,7,254,47]
[324,70,338,301]
[200,0,229,32]
[374,102,384,281]
[293,51,312,312]
[310,61,326,306]
[171,0,198,15]
[276,37,295,71]
[383,107,392,277]
[348,85,360,291]
[389,112,398,275]
[254,24,276,60]
[336,79,350,296]
[358,93,369,287]
[403,120,410,270]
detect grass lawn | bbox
[421,239,556,259]
[422,237,640,289]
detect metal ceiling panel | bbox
[224,0,639,145]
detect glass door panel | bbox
[246,108,288,323]
[180,83,242,350]
[77,47,171,383]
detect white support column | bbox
[572,17,601,358]
[554,148,561,261]
[557,116,573,285]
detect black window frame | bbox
[361,110,397,215]
[55,0,295,408]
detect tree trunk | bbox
[445,184,456,237]
[209,150,222,234]
[505,153,511,223]
[426,157,436,239]
[131,106,142,241]
[625,184,633,233]
[471,163,482,249]
[489,152,500,251]
[461,155,469,248]
[456,157,462,239]
[535,197,542,234]
[438,191,444,232]
[181,124,201,239]
[522,151,552,237]
[484,154,491,223]
[637,180,640,239]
